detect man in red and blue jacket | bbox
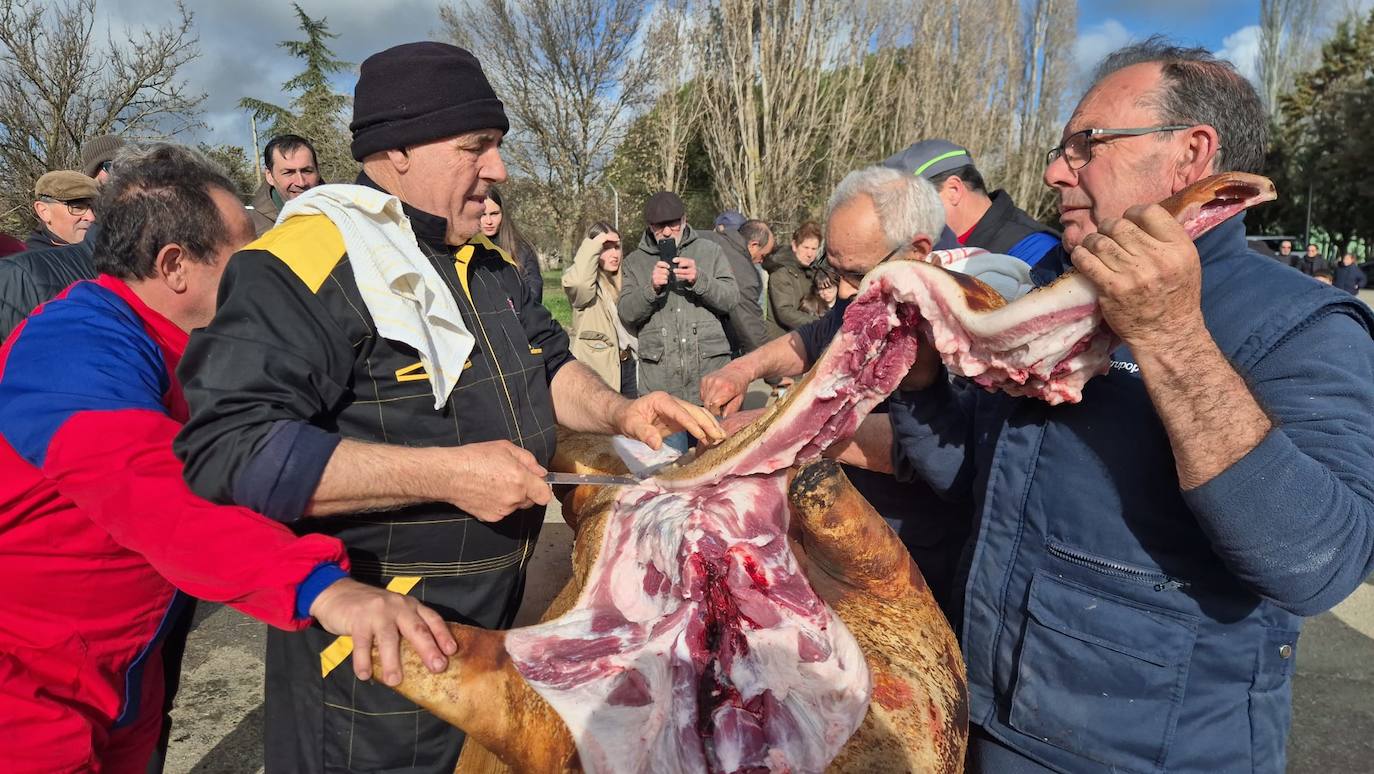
[0,144,455,773]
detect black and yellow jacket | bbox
[173,174,572,627]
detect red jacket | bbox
[0,276,348,772]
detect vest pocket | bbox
[1009,572,1198,773]
[1248,627,1298,774]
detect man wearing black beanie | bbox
[174,42,723,773]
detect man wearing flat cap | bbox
[618,190,738,402]
[80,133,125,183]
[174,42,722,772]
[27,170,97,250]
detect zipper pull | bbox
[1154,580,1189,592]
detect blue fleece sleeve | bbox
[1184,307,1374,616]
[295,562,350,619]
[1007,232,1060,267]
[232,420,342,523]
[887,372,979,502]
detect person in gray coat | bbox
[618,191,738,403]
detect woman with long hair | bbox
[481,187,544,303]
[561,221,636,396]
[798,267,839,318]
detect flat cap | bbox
[882,139,974,180]
[644,191,686,225]
[35,170,98,201]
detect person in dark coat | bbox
[702,218,782,356]
[480,186,543,303]
[882,139,1060,266]
[172,43,722,774]
[26,171,98,250]
[1334,253,1366,295]
[1298,242,1327,276]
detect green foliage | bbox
[1259,9,1374,252]
[237,4,356,185]
[540,269,572,329]
[198,143,256,201]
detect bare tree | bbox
[442,0,662,261]
[0,0,202,232]
[1258,0,1325,120]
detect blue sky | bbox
[89,0,1369,151]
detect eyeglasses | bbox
[99,160,113,173]
[1046,125,1191,171]
[829,242,905,286]
[39,196,93,216]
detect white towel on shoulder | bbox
[277,184,474,409]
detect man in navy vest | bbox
[882,38,1374,772]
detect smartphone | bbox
[658,238,679,289]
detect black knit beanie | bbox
[349,42,510,161]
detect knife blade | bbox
[543,471,640,487]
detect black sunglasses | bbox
[829,243,906,286]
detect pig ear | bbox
[375,624,577,771]
[787,459,931,601]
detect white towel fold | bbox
[277,184,474,409]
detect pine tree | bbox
[239,5,356,186]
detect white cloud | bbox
[1072,19,1133,87]
[1215,24,1261,84]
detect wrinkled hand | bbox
[1070,204,1204,349]
[652,261,672,290]
[673,257,698,286]
[441,440,550,522]
[613,391,725,450]
[700,361,754,416]
[309,577,457,686]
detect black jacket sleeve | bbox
[515,255,574,381]
[174,250,355,511]
[0,259,41,340]
[517,243,544,306]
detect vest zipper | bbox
[1046,540,1190,592]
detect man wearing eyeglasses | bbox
[881,39,1374,773]
[27,171,97,251]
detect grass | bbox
[541,268,572,329]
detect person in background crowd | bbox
[1314,269,1334,285]
[173,44,722,773]
[0,143,454,774]
[705,216,782,357]
[27,171,98,250]
[714,209,746,233]
[619,190,738,403]
[481,186,543,303]
[701,168,973,619]
[1298,242,1326,276]
[765,220,825,331]
[563,222,637,396]
[81,134,126,184]
[870,38,1374,773]
[798,266,839,317]
[249,134,324,236]
[1276,238,1295,266]
[1334,253,1365,295]
[882,138,1060,266]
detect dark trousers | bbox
[145,599,198,774]
[619,355,637,399]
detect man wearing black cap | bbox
[618,190,739,403]
[883,139,1059,266]
[173,43,722,773]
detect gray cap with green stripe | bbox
[881,139,974,181]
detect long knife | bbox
[544,471,640,487]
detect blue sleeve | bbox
[233,420,342,522]
[887,372,979,502]
[1007,232,1060,267]
[294,562,349,618]
[1183,307,1374,615]
[797,300,848,363]
[0,298,166,468]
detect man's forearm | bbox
[1134,326,1272,490]
[825,413,894,473]
[306,439,451,516]
[550,360,632,434]
[734,331,810,382]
